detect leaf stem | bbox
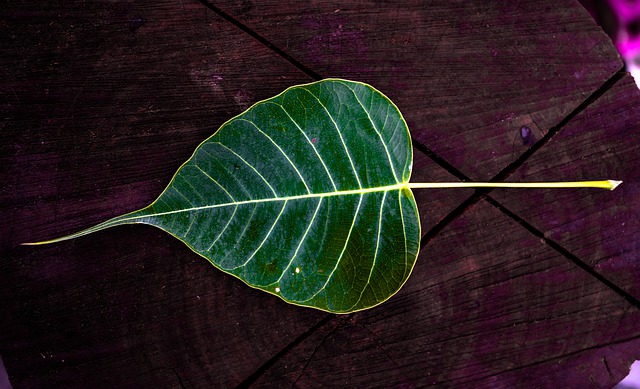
[22,180,621,246]
[21,209,147,246]
[407,180,622,191]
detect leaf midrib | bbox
[137,182,408,222]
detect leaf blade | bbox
[25,79,421,313]
[150,79,420,312]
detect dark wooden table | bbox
[2,1,639,387]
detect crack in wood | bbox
[173,367,187,389]
[439,333,640,387]
[419,68,626,249]
[183,3,631,385]
[194,0,323,81]
[234,314,334,388]
[489,67,626,184]
[292,315,352,386]
[354,320,402,370]
[193,0,479,196]
[603,356,615,383]
[484,195,640,310]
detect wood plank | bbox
[197,3,640,384]
[0,0,468,387]
[2,0,636,388]
[490,74,640,299]
[252,201,640,387]
[0,1,324,387]
[210,0,622,179]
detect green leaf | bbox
[23,78,622,312]
[30,79,421,313]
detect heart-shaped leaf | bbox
[28,78,620,313]
[34,79,421,313]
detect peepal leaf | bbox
[34,79,421,313]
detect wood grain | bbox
[1,0,638,387]
[0,0,463,387]
[253,201,640,387]
[491,74,640,299]
[0,1,327,386]
[210,0,622,179]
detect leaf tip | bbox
[20,241,49,246]
[608,180,623,191]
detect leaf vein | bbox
[194,164,235,202]
[301,86,363,189]
[301,194,364,306]
[183,211,196,239]
[173,187,194,207]
[200,147,252,200]
[129,185,407,227]
[206,205,238,251]
[219,203,260,270]
[336,80,399,183]
[179,175,207,204]
[275,197,324,286]
[216,142,278,197]
[349,191,386,310]
[265,101,338,191]
[237,118,311,194]
[231,200,288,271]
[399,190,409,281]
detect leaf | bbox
[26,79,620,313]
[31,79,421,313]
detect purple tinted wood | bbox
[491,75,640,299]
[0,0,323,387]
[253,202,640,387]
[212,0,622,179]
[0,0,463,387]
[2,0,638,387]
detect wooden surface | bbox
[1,0,639,387]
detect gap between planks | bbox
[186,1,634,384]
